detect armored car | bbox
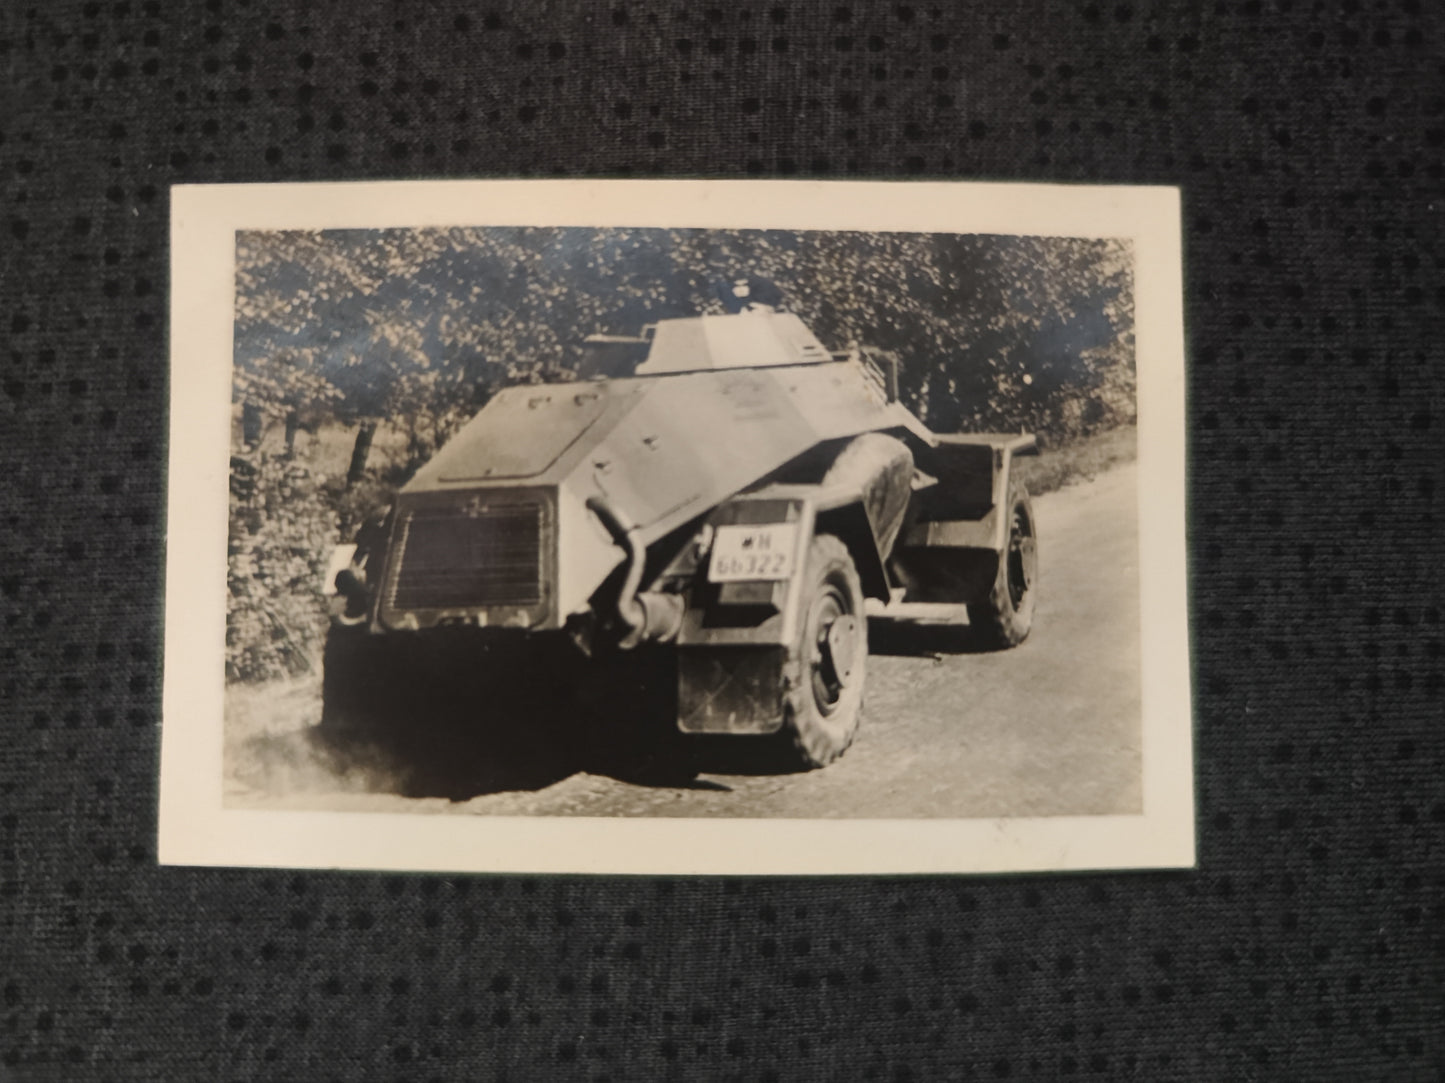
[323,304,1038,769]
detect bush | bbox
[226,451,338,683]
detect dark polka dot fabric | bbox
[2,1,1442,1078]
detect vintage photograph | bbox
[161,180,1191,874]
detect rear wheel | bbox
[781,534,867,768]
[967,479,1037,648]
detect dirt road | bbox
[225,463,1140,819]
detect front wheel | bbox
[781,534,867,769]
[967,479,1038,649]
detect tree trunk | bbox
[284,410,300,455]
[241,402,263,447]
[347,420,376,486]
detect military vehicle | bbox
[322,296,1038,769]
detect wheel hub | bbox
[823,614,858,682]
[808,586,858,715]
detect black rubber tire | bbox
[967,479,1038,649]
[781,534,867,769]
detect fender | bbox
[889,433,1039,606]
[903,433,1038,552]
[675,482,885,650]
[673,482,880,734]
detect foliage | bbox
[1012,425,1138,499]
[234,226,1133,444]
[226,452,336,683]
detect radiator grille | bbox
[389,501,543,611]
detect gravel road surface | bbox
[225,463,1140,819]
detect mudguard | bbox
[890,432,1039,605]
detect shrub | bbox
[226,451,338,683]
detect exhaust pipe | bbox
[585,495,683,648]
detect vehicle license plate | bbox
[707,523,797,582]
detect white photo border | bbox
[161,179,1193,875]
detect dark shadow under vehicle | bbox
[317,629,707,799]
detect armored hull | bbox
[379,357,929,632]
